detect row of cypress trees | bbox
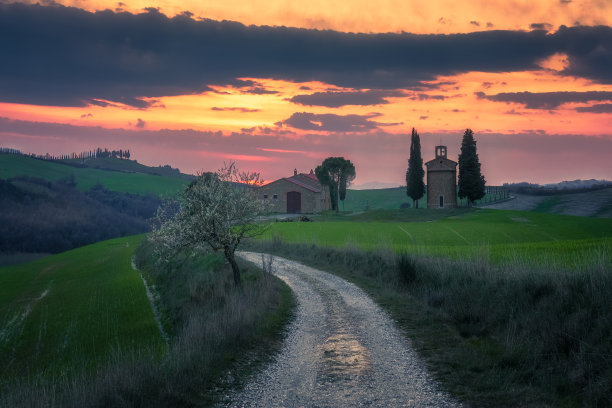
[406,128,486,207]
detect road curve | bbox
[224,251,461,408]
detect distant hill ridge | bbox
[0,152,189,196]
[0,147,193,179]
[505,179,612,193]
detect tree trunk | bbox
[224,247,241,286]
[336,180,340,213]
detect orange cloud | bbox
[31,0,612,34]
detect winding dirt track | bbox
[225,252,461,408]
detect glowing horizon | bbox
[0,1,610,186]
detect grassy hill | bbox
[261,209,612,267]
[342,187,419,211]
[342,187,507,211]
[0,235,164,382]
[484,187,612,218]
[62,156,193,179]
[0,154,188,196]
[0,235,294,406]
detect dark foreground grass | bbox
[246,237,611,407]
[0,238,294,407]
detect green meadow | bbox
[0,235,164,382]
[342,187,508,211]
[0,154,188,196]
[261,209,612,267]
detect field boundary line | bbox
[397,225,417,245]
[132,256,170,347]
[444,225,470,244]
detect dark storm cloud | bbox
[1,3,611,107]
[475,91,612,109]
[289,90,405,107]
[575,103,612,113]
[278,112,401,132]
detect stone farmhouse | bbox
[425,145,457,209]
[258,169,331,213]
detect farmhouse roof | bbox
[260,169,324,193]
[284,175,322,192]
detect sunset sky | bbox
[1,0,611,187]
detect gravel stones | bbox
[224,252,461,408]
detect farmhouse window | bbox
[273,194,278,199]
[264,194,268,199]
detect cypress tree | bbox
[458,128,486,206]
[405,128,425,208]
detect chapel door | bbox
[287,191,301,213]
[439,195,444,208]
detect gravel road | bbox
[224,252,461,408]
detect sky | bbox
[0,0,611,187]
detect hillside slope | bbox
[483,188,612,217]
[0,235,164,382]
[0,177,159,256]
[62,156,193,179]
[0,154,188,195]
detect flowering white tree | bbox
[151,163,267,286]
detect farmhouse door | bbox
[287,191,301,213]
[439,195,444,208]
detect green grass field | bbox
[262,209,612,266]
[0,235,165,381]
[342,187,421,210]
[253,209,612,406]
[0,154,188,196]
[343,187,507,211]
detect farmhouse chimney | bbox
[294,168,298,176]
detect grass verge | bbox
[245,237,611,407]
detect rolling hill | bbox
[0,235,164,382]
[0,153,189,196]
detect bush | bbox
[396,253,417,285]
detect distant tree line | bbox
[0,176,159,254]
[0,147,22,155]
[0,146,131,162]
